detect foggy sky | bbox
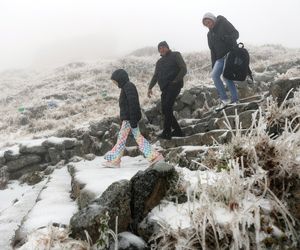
[0,0,299,71]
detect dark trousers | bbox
[161,84,182,134]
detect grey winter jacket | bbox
[207,15,239,67]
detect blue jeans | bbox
[211,58,238,102]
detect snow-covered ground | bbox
[0,180,47,250]
[70,155,148,199]
[0,155,149,250]
[17,168,77,240]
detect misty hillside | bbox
[0,44,299,147]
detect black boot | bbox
[171,130,185,137]
[157,131,172,140]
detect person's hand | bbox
[147,89,153,98]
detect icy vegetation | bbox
[147,90,300,249]
[1,45,299,147]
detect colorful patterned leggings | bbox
[104,121,160,163]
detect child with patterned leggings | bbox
[103,69,164,168]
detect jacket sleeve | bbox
[124,84,140,128]
[208,33,216,68]
[222,18,239,48]
[149,62,158,89]
[210,50,216,68]
[173,52,187,83]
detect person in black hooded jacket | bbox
[203,13,239,111]
[103,69,164,168]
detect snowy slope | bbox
[1,45,299,147]
[0,155,149,249]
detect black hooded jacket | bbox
[111,69,141,128]
[207,15,239,67]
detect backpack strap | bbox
[248,66,254,83]
[238,43,244,48]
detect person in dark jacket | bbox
[147,41,187,140]
[103,69,163,168]
[203,12,239,111]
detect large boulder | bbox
[70,180,132,242]
[192,93,206,110]
[6,154,41,173]
[19,140,47,154]
[89,117,120,138]
[130,162,177,232]
[269,78,300,105]
[180,90,195,106]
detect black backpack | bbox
[223,43,253,82]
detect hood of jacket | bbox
[212,15,226,30]
[111,69,129,88]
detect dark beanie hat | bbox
[158,41,169,50]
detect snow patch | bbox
[18,139,47,148]
[118,232,147,249]
[19,168,77,236]
[0,180,48,249]
[71,155,148,198]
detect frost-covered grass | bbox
[1,45,299,147]
[17,225,90,250]
[148,89,300,249]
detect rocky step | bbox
[179,101,260,129]
[239,94,266,103]
[160,129,232,149]
[180,109,258,137]
[160,127,249,149]
[69,160,176,243]
[199,101,260,121]
[164,145,213,170]
[68,156,149,209]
